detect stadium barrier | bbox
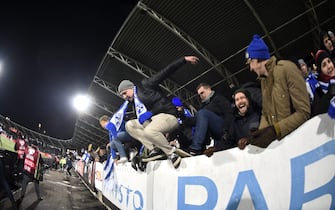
[86,114,335,210]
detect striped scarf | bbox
[318,79,335,94]
[133,86,152,124]
[107,101,129,138]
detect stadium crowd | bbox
[96,29,335,171]
[1,29,335,209]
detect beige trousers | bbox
[125,113,178,155]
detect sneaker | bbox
[142,147,167,162]
[118,157,128,164]
[169,139,180,148]
[186,148,202,156]
[138,160,147,172]
[175,148,193,157]
[168,153,181,169]
[131,155,140,171]
[38,196,43,201]
[129,148,138,161]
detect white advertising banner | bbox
[152,114,335,210]
[100,114,335,210]
[102,161,153,210]
[95,162,103,191]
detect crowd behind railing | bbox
[1,30,335,209]
[79,30,335,174]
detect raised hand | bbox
[184,56,199,64]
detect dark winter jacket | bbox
[221,106,261,150]
[199,91,233,132]
[310,82,335,117]
[136,57,187,116]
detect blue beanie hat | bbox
[245,34,270,60]
[172,97,183,107]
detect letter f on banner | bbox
[178,176,218,210]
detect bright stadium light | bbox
[0,62,3,76]
[72,94,91,112]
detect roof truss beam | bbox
[90,97,116,115]
[243,0,279,57]
[107,48,199,105]
[137,2,239,88]
[75,124,106,142]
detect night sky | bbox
[0,2,137,139]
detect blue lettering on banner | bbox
[133,190,144,210]
[177,140,335,209]
[290,140,335,210]
[178,176,218,210]
[227,170,268,210]
[110,182,144,210]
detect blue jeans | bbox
[190,109,225,151]
[110,131,134,158]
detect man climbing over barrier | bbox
[117,55,199,169]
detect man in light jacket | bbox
[239,34,310,149]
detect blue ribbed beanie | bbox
[172,97,183,107]
[246,34,270,60]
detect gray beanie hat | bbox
[118,80,134,93]
[297,59,306,66]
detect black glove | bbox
[237,138,249,150]
[327,84,335,99]
[203,147,217,157]
[249,125,277,148]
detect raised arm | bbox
[143,56,199,87]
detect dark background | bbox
[0,1,137,139]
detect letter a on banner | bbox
[227,170,268,210]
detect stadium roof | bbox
[69,0,335,150]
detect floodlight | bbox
[72,94,91,112]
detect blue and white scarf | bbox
[306,73,319,103]
[319,79,335,94]
[104,86,152,179]
[82,151,90,164]
[107,100,129,138]
[133,86,153,124]
[104,155,114,180]
[323,79,335,119]
[306,76,335,119]
[107,86,152,134]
